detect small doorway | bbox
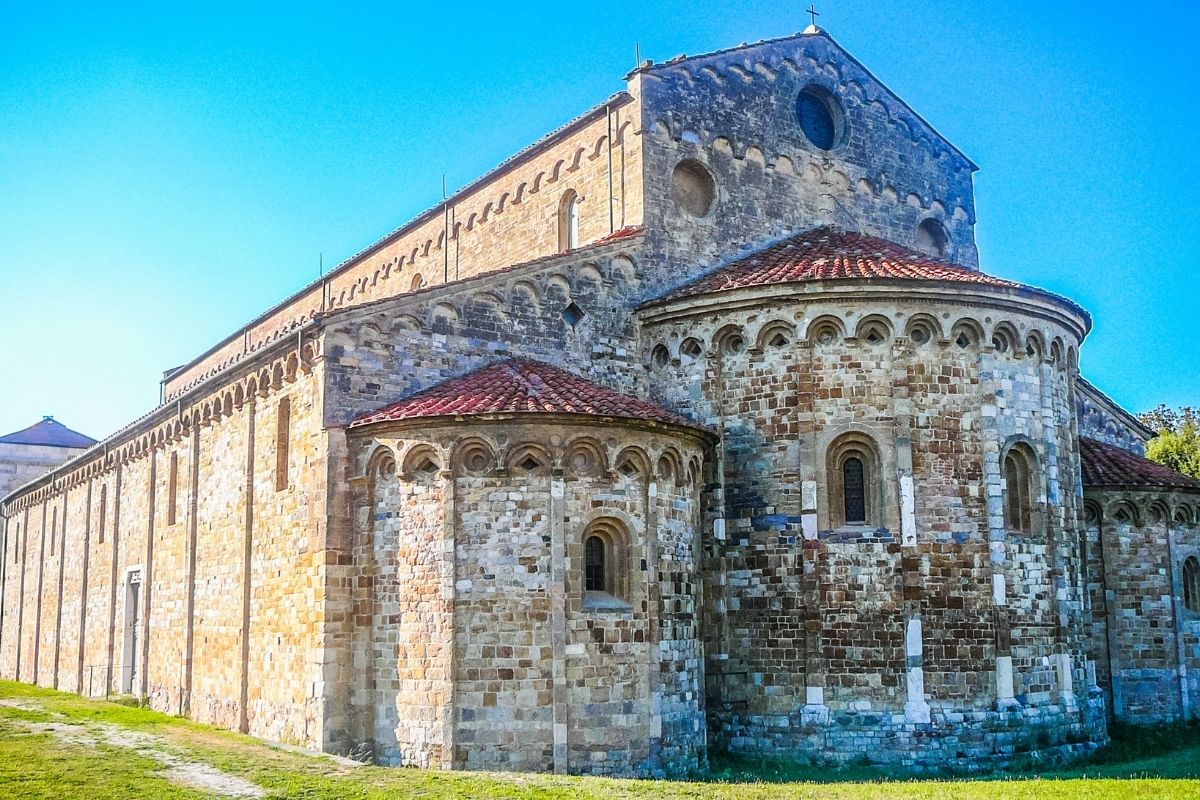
[122,569,142,694]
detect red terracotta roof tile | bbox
[658,226,1022,301]
[1079,437,1200,493]
[350,359,705,431]
[597,225,643,244]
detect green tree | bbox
[1138,405,1200,480]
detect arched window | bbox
[1003,444,1037,533]
[559,190,579,252]
[825,432,883,529]
[1184,556,1200,614]
[842,457,867,524]
[585,535,606,592]
[581,518,630,607]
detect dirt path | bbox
[1,699,264,798]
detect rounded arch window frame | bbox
[1000,439,1042,536]
[580,517,632,609]
[558,189,580,252]
[824,430,885,530]
[1182,555,1200,615]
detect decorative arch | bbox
[650,343,671,370]
[806,314,845,346]
[366,445,398,500]
[713,324,746,357]
[401,444,441,482]
[1110,499,1141,527]
[453,438,495,476]
[657,447,685,485]
[1025,331,1046,362]
[1148,499,1171,526]
[904,313,941,347]
[507,443,552,476]
[916,218,950,258]
[614,446,651,479]
[854,315,893,345]
[565,437,606,478]
[755,320,795,351]
[951,318,983,349]
[679,337,705,362]
[991,322,1020,355]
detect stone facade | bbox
[0,27,1193,777]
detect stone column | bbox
[76,479,93,693]
[183,425,200,714]
[238,399,256,734]
[980,354,1016,708]
[32,500,47,684]
[1166,521,1191,719]
[140,452,157,702]
[1038,360,1075,710]
[549,469,567,773]
[892,337,929,723]
[52,488,69,689]
[645,475,663,747]
[14,506,30,681]
[439,468,457,769]
[795,337,826,723]
[105,464,124,695]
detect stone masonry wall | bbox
[640,282,1101,770]
[164,95,643,402]
[0,344,331,750]
[634,31,978,306]
[339,420,709,776]
[318,236,649,429]
[1083,490,1200,723]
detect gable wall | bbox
[635,33,978,295]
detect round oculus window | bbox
[796,85,843,151]
[671,159,717,218]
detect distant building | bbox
[0,417,95,498]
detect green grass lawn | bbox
[1,680,1198,799]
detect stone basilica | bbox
[2,26,1198,777]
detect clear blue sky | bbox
[1,1,1196,440]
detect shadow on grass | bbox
[705,721,1200,785]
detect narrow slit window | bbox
[276,398,291,492]
[559,190,579,252]
[585,535,606,593]
[98,488,107,545]
[50,508,57,556]
[167,453,179,526]
[842,457,867,524]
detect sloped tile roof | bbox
[350,359,705,431]
[1080,437,1200,493]
[657,226,1023,302]
[0,417,97,449]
